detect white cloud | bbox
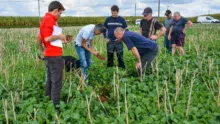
[0,0,219,17]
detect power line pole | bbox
[135,3,136,19]
[38,0,40,17]
[158,0,160,21]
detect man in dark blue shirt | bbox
[168,12,193,55]
[114,27,158,76]
[103,5,128,69]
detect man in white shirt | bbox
[75,24,104,83]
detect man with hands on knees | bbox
[114,27,158,76]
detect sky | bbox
[0,0,219,17]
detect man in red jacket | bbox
[40,1,67,111]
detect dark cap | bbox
[142,7,152,15]
[165,10,172,16]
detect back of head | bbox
[95,24,105,33]
[48,1,65,12]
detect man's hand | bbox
[183,29,186,34]
[168,35,171,40]
[59,34,67,43]
[150,35,158,40]
[105,38,110,43]
[92,51,99,56]
[66,35,73,43]
[136,62,141,70]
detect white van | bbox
[135,19,141,25]
[197,16,219,23]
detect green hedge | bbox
[0,16,164,28]
[0,14,219,28]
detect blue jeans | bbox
[75,45,91,77]
[164,34,172,53]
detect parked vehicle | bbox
[197,16,220,23]
[135,19,141,25]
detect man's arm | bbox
[183,20,193,34]
[122,18,129,31]
[82,38,98,55]
[130,47,142,69]
[130,47,141,62]
[150,21,166,40]
[90,39,94,50]
[168,26,173,40]
[140,28,143,35]
[139,20,143,35]
[36,32,44,52]
[41,18,66,43]
[103,18,110,43]
[45,34,67,43]
[157,26,166,38]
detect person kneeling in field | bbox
[114,27,158,76]
[38,55,80,72]
[168,12,193,55]
[75,24,105,83]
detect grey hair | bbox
[95,24,105,33]
[174,12,181,16]
[114,27,125,34]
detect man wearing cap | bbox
[114,27,158,76]
[140,7,166,41]
[103,5,128,69]
[75,24,105,84]
[164,10,173,53]
[168,12,193,55]
[40,1,67,111]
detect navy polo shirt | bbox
[122,31,158,55]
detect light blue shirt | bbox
[75,24,95,46]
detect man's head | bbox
[165,10,172,19]
[94,24,105,35]
[142,7,152,20]
[48,1,65,19]
[114,27,125,41]
[111,5,119,18]
[174,12,181,21]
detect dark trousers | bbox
[139,47,158,75]
[107,41,125,69]
[45,56,64,106]
[164,34,172,53]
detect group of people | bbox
[38,1,193,111]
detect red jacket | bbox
[40,13,62,57]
